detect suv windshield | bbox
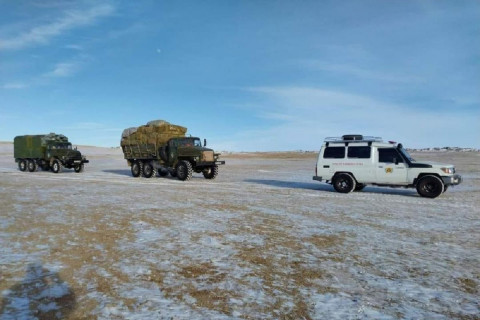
[398,147,415,162]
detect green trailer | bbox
[14,133,89,173]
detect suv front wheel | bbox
[416,175,444,198]
[332,173,356,193]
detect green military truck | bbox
[14,133,89,173]
[121,120,225,181]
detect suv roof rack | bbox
[324,135,383,143]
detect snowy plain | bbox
[0,142,479,319]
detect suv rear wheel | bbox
[333,173,356,193]
[416,175,444,198]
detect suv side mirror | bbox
[393,157,399,165]
[204,139,207,147]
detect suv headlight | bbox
[441,167,454,174]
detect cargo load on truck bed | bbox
[120,120,187,147]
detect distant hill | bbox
[407,147,479,152]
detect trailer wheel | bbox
[131,161,141,177]
[203,165,218,180]
[143,162,154,178]
[74,164,84,173]
[18,159,27,172]
[176,160,193,181]
[51,160,63,173]
[27,160,37,172]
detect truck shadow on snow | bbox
[0,262,76,320]
[245,179,417,197]
[103,169,132,177]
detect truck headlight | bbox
[441,167,454,174]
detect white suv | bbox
[312,135,462,198]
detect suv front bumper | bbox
[442,174,462,186]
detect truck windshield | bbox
[178,138,202,147]
[51,143,72,149]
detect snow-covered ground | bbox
[0,142,479,319]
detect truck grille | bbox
[202,151,214,162]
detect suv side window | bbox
[323,147,345,159]
[348,146,371,159]
[378,148,403,163]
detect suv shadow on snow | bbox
[0,263,76,320]
[244,179,417,197]
[244,179,334,192]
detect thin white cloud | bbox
[0,4,114,51]
[222,86,478,151]
[42,53,91,78]
[304,61,423,83]
[2,82,27,89]
[44,62,79,78]
[65,44,84,50]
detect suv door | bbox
[375,148,408,185]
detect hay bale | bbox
[147,120,168,127]
[122,127,137,138]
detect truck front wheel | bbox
[51,160,63,173]
[203,165,218,179]
[332,173,356,193]
[18,160,27,172]
[74,164,84,173]
[176,160,193,181]
[416,175,444,198]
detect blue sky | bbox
[1,0,479,151]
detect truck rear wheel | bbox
[27,160,37,172]
[131,161,141,177]
[143,162,154,178]
[176,160,193,181]
[416,175,444,198]
[18,159,27,172]
[203,165,218,179]
[51,160,63,173]
[332,173,356,193]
